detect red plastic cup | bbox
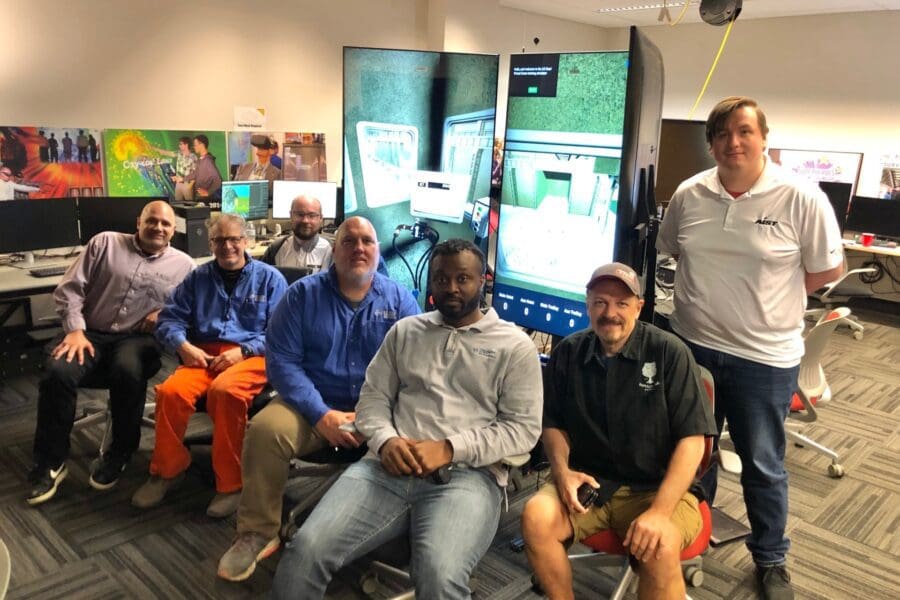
[860,232,875,247]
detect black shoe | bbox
[89,453,129,490]
[757,564,794,600]
[26,462,68,506]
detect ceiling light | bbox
[595,1,698,13]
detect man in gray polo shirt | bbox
[26,200,195,505]
[271,238,543,599]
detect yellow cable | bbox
[688,17,736,119]
[670,1,692,26]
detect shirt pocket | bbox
[236,295,269,331]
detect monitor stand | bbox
[8,251,35,269]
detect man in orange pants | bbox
[132,214,287,517]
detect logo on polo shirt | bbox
[472,347,497,359]
[754,218,779,226]
[639,361,659,391]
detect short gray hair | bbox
[207,213,248,239]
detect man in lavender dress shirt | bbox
[26,200,195,506]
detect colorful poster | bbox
[767,148,862,192]
[103,129,228,198]
[227,131,285,180]
[0,126,104,199]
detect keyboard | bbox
[29,265,69,278]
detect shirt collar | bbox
[703,156,783,200]
[423,306,496,332]
[131,234,170,258]
[291,233,320,253]
[583,320,645,365]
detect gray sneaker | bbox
[217,532,280,582]
[206,491,241,519]
[131,473,184,509]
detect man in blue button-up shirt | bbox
[131,214,287,519]
[217,216,419,582]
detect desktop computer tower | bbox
[171,204,210,258]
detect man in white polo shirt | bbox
[658,96,843,600]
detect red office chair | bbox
[788,307,851,478]
[566,365,718,599]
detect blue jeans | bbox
[272,458,503,599]
[686,341,799,567]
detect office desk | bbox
[841,240,900,258]
[840,240,899,304]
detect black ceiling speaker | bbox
[700,0,742,25]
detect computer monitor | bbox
[272,181,338,219]
[78,197,165,244]
[221,180,269,220]
[0,199,80,253]
[818,181,852,234]
[845,195,900,240]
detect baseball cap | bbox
[586,262,642,296]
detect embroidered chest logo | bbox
[754,218,778,227]
[373,309,398,320]
[639,361,659,391]
[472,347,497,359]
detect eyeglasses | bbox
[291,211,321,220]
[210,236,245,246]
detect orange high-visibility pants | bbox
[149,342,267,493]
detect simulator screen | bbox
[493,51,629,336]
[343,47,499,295]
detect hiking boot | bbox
[89,453,129,490]
[26,462,68,506]
[206,491,241,519]
[131,473,184,509]
[217,532,280,582]
[757,564,794,600]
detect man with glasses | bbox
[261,195,333,274]
[132,214,287,518]
[0,165,39,200]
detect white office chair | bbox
[788,307,852,478]
[807,260,877,340]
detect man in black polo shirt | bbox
[521,262,716,600]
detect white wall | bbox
[3,2,898,193]
[636,11,900,195]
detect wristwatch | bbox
[240,344,253,358]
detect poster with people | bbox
[0,126,104,199]
[227,131,286,180]
[103,129,228,199]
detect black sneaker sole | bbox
[26,465,68,506]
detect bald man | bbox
[261,195,333,273]
[27,201,195,506]
[218,217,420,582]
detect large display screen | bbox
[343,47,498,295]
[493,51,629,336]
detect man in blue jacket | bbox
[131,214,287,518]
[217,216,420,582]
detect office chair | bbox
[807,259,877,340]
[788,307,851,478]
[548,365,721,599]
[71,369,158,467]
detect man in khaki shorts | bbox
[521,262,716,600]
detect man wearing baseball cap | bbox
[521,262,716,600]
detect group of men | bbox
[22,96,841,600]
